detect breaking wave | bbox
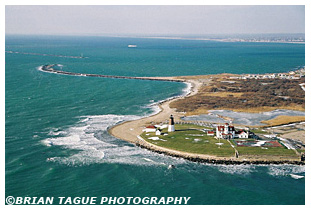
[267,164,305,177]
[212,164,257,175]
[142,81,191,117]
[41,114,187,166]
[40,113,305,178]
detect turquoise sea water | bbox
[5,35,305,204]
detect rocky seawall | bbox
[135,136,304,165]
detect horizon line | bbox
[5,32,306,37]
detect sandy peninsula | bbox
[37,65,305,164]
[109,78,203,144]
[108,75,304,165]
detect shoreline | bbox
[108,77,304,165]
[37,65,304,165]
[111,35,305,44]
[108,78,202,144]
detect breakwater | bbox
[39,64,186,83]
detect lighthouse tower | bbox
[168,115,175,132]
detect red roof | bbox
[207,131,214,134]
[217,125,235,131]
[236,130,246,134]
[146,125,156,129]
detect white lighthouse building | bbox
[216,123,235,139]
[168,115,175,132]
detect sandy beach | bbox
[109,78,203,144]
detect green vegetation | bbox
[230,139,298,157]
[249,129,269,134]
[234,146,297,156]
[141,124,300,158]
[141,124,235,157]
[164,123,212,130]
[296,149,305,154]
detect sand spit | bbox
[109,78,203,144]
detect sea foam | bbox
[267,164,305,177]
[41,114,186,166]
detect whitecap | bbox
[41,114,186,167]
[267,164,305,177]
[213,164,256,175]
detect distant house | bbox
[235,130,249,139]
[278,73,287,79]
[207,131,215,136]
[143,125,157,133]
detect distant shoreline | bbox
[112,35,305,44]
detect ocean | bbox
[5,35,305,205]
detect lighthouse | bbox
[168,115,175,132]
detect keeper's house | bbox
[216,123,235,139]
[216,123,249,139]
[235,130,249,138]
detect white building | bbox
[236,130,249,139]
[207,131,215,136]
[168,115,175,132]
[216,124,249,139]
[143,125,157,133]
[216,123,235,139]
[155,129,162,136]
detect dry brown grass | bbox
[226,105,305,113]
[171,75,305,115]
[261,115,305,127]
[183,108,210,116]
[201,92,244,98]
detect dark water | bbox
[5,35,305,204]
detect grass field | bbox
[141,124,299,158]
[249,128,269,134]
[233,146,297,156]
[141,124,235,157]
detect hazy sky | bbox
[5,5,305,35]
